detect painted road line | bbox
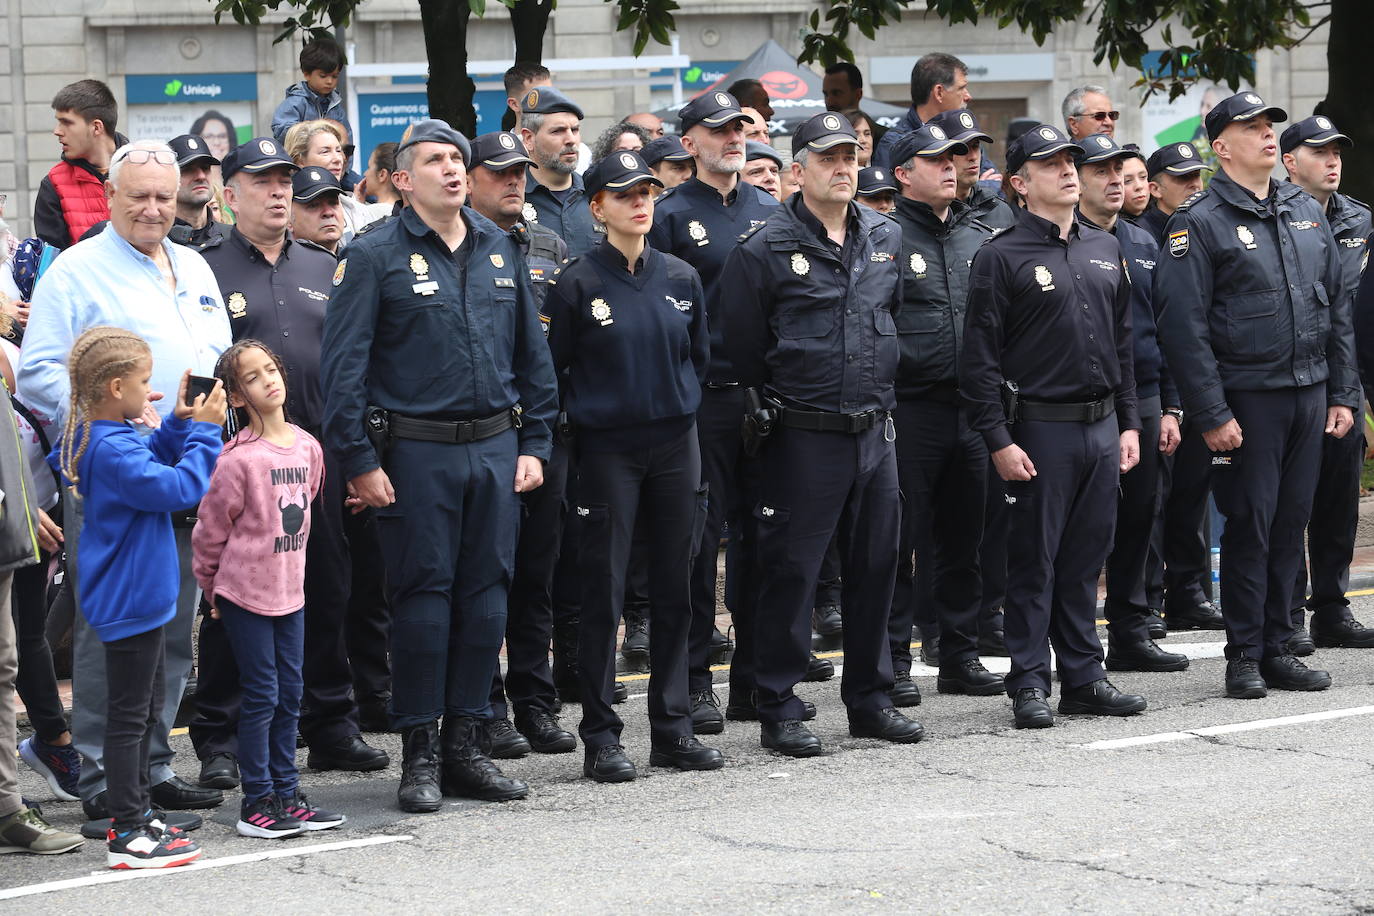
[1081,705,1374,751]
[0,834,414,901]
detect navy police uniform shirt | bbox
[959,205,1140,453]
[1077,212,1177,407]
[967,184,1016,232]
[320,205,559,480]
[510,219,568,312]
[1322,190,1371,307]
[1154,169,1359,432]
[648,177,779,384]
[890,195,992,399]
[541,242,708,447]
[524,171,600,257]
[723,195,901,414]
[201,228,337,430]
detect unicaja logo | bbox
[162,78,222,99]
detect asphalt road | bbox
[10,594,1374,913]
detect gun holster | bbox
[365,406,393,462]
[741,388,780,458]
[1000,380,1021,425]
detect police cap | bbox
[744,140,783,168]
[1145,142,1208,178]
[888,124,970,165]
[678,90,750,134]
[1073,133,1135,164]
[584,150,663,198]
[1280,115,1353,154]
[520,86,584,120]
[856,167,897,196]
[471,131,536,170]
[642,135,693,167]
[397,118,472,164]
[1005,124,1083,174]
[168,134,219,168]
[925,109,993,145]
[1204,91,1287,142]
[292,166,342,202]
[220,137,298,182]
[792,112,859,153]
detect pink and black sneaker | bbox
[278,792,346,831]
[236,795,306,839]
[107,823,201,870]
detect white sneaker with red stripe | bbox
[236,795,307,839]
[278,792,346,831]
[107,823,202,869]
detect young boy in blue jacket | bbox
[271,37,351,146]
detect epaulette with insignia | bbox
[983,226,1011,244]
[549,256,579,285]
[737,221,767,244]
[1174,190,1207,212]
[356,214,394,237]
[656,186,680,203]
[195,230,227,251]
[1344,193,1371,214]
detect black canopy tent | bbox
[654,40,911,136]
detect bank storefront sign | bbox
[125,72,258,158]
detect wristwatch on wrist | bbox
[1163,407,1184,422]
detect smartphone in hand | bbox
[185,375,218,406]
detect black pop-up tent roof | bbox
[656,39,912,136]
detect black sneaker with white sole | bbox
[236,795,307,839]
[278,792,346,831]
[106,822,201,869]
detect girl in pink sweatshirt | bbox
[191,339,343,840]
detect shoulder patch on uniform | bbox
[1174,190,1207,212]
[1167,229,1189,258]
[737,221,768,244]
[332,258,347,286]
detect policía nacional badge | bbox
[410,253,431,280]
[1236,225,1257,250]
[591,297,613,326]
[909,252,927,278]
[1034,265,1055,291]
[688,220,709,246]
[790,252,810,277]
[522,202,539,223]
[226,291,248,319]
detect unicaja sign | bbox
[163,78,224,98]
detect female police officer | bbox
[541,151,723,782]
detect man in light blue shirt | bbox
[17,140,231,827]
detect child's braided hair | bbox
[59,326,151,489]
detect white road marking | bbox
[1082,705,1374,750]
[0,834,414,900]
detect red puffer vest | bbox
[47,160,109,245]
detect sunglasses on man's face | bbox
[343,145,357,159]
[1077,110,1121,122]
[114,148,177,165]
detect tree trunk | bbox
[420,0,477,136]
[509,0,553,65]
[1325,0,1374,204]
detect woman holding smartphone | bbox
[541,151,719,783]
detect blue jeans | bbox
[219,599,304,801]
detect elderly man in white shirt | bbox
[18,139,231,828]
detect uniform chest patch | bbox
[410,253,431,279]
[1034,265,1055,291]
[1288,219,1319,232]
[1088,258,1119,272]
[790,253,810,276]
[591,297,614,326]
[909,252,927,278]
[666,295,692,313]
[226,291,247,319]
[1168,230,1189,258]
[1236,225,1257,250]
[490,254,505,268]
[1341,236,1366,248]
[522,203,539,223]
[688,220,709,246]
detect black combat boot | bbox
[440,716,529,802]
[397,721,443,814]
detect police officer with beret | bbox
[1072,133,1191,673]
[643,136,694,193]
[887,124,1005,704]
[191,138,390,789]
[960,124,1148,729]
[321,119,560,811]
[1155,93,1357,698]
[1278,115,1374,650]
[541,151,722,782]
[1136,142,1209,243]
[925,109,1017,232]
[519,87,599,255]
[724,112,923,756]
[289,167,345,257]
[168,134,231,250]
[463,130,580,757]
[649,90,781,733]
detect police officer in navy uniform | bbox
[648,90,784,732]
[519,87,599,255]
[321,119,559,812]
[960,124,1148,729]
[1279,115,1374,650]
[1136,143,1209,243]
[541,151,723,782]
[289,166,346,257]
[1072,134,1191,673]
[168,134,231,250]
[724,112,924,756]
[191,139,390,790]
[1155,93,1357,699]
[886,124,1004,705]
[462,130,579,757]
